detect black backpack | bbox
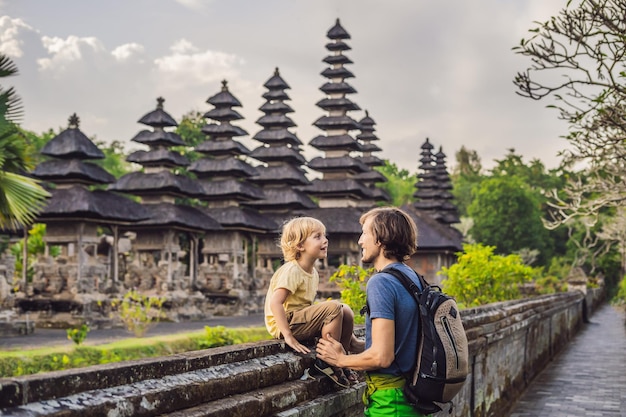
[383,267,469,415]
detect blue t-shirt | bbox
[365,262,422,376]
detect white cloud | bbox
[37,35,105,72]
[173,0,212,11]
[154,41,246,87]
[0,16,35,57]
[111,43,145,62]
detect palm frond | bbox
[0,171,50,230]
[0,86,24,123]
[0,54,19,78]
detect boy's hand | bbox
[284,334,311,354]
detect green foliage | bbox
[329,264,374,324]
[374,160,416,207]
[93,140,134,179]
[0,327,270,377]
[66,324,90,346]
[174,110,205,164]
[10,224,59,281]
[614,275,626,306]
[199,326,235,348]
[111,290,166,337]
[468,175,552,265]
[439,243,536,308]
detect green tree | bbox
[439,243,536,308]
[0,54,49,231]
[468,175,551,264]
[375,160,415,207]
[93,139,134,179]
[174,110,206,164]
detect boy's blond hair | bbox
[280,217,326,261]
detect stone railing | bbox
[0,289,603,417]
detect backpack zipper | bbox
[441,316,460,369]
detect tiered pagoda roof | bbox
[32,114,147,224]
[189,81,276,232]
[413,138,460,226]
[247,68,316,213]
[302,19,374,207]
[109,98,221,232]
[354,110,390,204]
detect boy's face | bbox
[300,228,328,260]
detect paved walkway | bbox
[508,302,626,417]
[0,314,266,351]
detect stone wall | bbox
[0,289,603,417]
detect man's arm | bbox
[316,317,395,371]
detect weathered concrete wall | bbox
[0,289,603,417]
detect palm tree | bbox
[0,53,49,231]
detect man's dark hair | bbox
[360,207,418,261]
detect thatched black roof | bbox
[249,165,310,186]
[354,170,387,184]
[189,158,258,179]
[309,134,363,152]
[321,67,354,79]
[244,188,317,211]
[316,97,360,112]
[203,107,244,122]
[402,205,463,252]
[206,80,242,108]
[198,179,265,201]
[264,68,291,90]
[195,138,250,156]
[126,149,189,168]
[110,171,203,198]
[299,178,374,199]
[38,186,148,223]
[327,18,351,40]
[323,55,353,66]
[205,206,277,232]
[249,146,307,165]
[138,97,178,128]
[295,207,365,234]
[325,40,351,52]
[308,156,369,174]
[33,160,115,185]
[259,102,294,114]
[41,115,104,160]
[131,203,222,232]
[201,123,248,138]
[252,129,302,146]
[319,82,357,96]
[130,129,185,147]
[256,114,296,129]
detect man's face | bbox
[358,217,380,264]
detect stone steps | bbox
[0,339,363,417]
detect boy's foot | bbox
[313,359,350,388]
[343,368,360,385]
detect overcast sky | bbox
[0,0,568,174]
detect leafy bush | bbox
[614,275,626,306]
[439,243,536,308]
[66,324,90,346]
[111,290,166,337]
[329,264,374,324]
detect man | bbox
[316,207,423,416]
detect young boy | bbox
[264,216,362,387]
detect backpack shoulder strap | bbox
[384,267,424,303]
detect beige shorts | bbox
[284,300,342,341]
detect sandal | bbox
[343,368,360,384]
[313,359,350,388]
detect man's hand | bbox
[283,334,310,354]
[316,333,346,367]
